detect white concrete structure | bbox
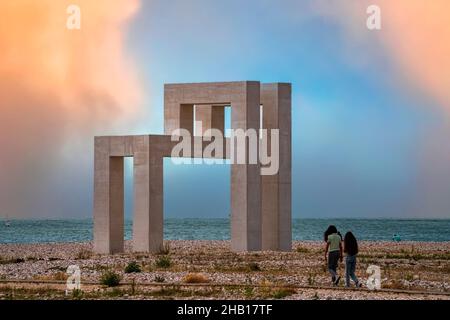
[93,81,291,254]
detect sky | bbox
[1,0,450,219]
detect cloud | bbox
[0,0,142,218]
[380,0,450,109]
[312,0,450,110]
[311,0,450,217]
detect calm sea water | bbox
[0,219,449,244]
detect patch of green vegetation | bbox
[104,287,124,297]
[0,286,62,300]
[151,286,183,297]
[296,246,310,253]
[100,270,122,287]
[124,261,142,273]
[71,289,83,299]
[272,288,296,299]
[149,286,218,298]
[308,272,316,285]
[404,272,414,281]
[248,262,261,271]
[154,275,165,283]
[244,286,254,298]
[155,256,172,269]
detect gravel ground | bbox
[0,240,449,300]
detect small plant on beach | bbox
[307,272,316,286]
[157,242,171,255]
[124,261,142,273]
[248,262,260,271]
[296,246,310,253]
[404,272,414,281]
[104,288,124,297]
[183,273,209,284]
[100,270,122,287]
[155,256,172,269]
[272,287,296,299]
[244,286,254,298]
[154,275,165,283]
[76,249,92,260]
[71,289,83,299]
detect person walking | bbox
[324,225,343,286]
[343,231,362,287]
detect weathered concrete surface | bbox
[260,83,292,251]
[195,105,225,136]
[93,81,292,254]
[164,81,263,252]
[93,137,124,254]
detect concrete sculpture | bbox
[93,81,291,254]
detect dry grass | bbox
[183,273,210,284]
[76,249,92,260]
[157,242,171,255]
[33,272,67,281]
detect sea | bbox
[0,218,449,244]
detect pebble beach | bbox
[0,240,449,300]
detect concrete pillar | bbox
[132,135,164,253]
[93,137,125,254]
[230,82,262,251]
[261,83,292,251]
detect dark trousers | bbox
[328,250,340,281]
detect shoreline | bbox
[2,218,449,244]
[2,239,450,245]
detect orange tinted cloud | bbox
[315,0,450,216]
[376,0,450,109]
[0,0,142,217]
[314,0,450,109]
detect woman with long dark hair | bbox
[324,225,343,285]
[343,231,362,287]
